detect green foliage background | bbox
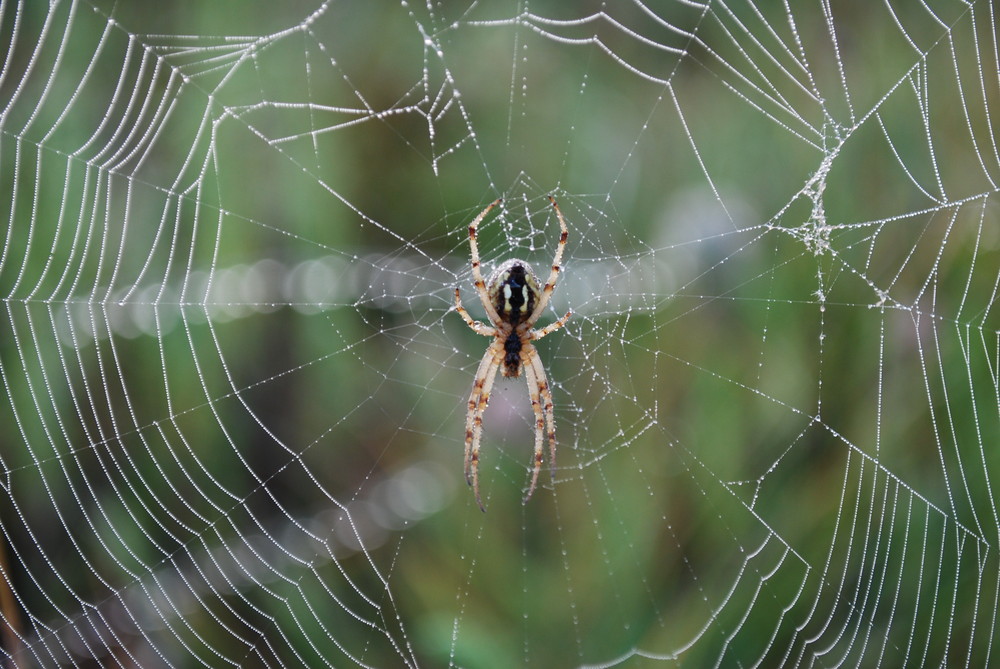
[1,1,998,667]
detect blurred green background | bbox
[1,1,998,666]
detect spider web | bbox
[1,0,998,666]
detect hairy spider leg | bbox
[525,346,558,478]
[468,199,504,325]
[454,288,497,338]
[464,342,503,512]
[464,341,500,480]
[520,348,547,503]
[524,196,569,328]
[528,310,572,341]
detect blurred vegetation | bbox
[1,1,998,667]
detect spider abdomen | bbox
[502,330,523,377]
[488,259,540,326]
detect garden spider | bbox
[454,196,571,511]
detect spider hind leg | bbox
[465,343,503,512]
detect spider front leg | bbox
[525,196,569,328]
[467,198,504,325]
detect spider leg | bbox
[530,310,572,341]
[525,345,558,478]
[465,341,503,512]
[468,199,504,325]
[454,288,498,337]
[525,195,568,327]
[520,350,546,503]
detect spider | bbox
[454,196,571,511]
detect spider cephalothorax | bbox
[454,197,571,511]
